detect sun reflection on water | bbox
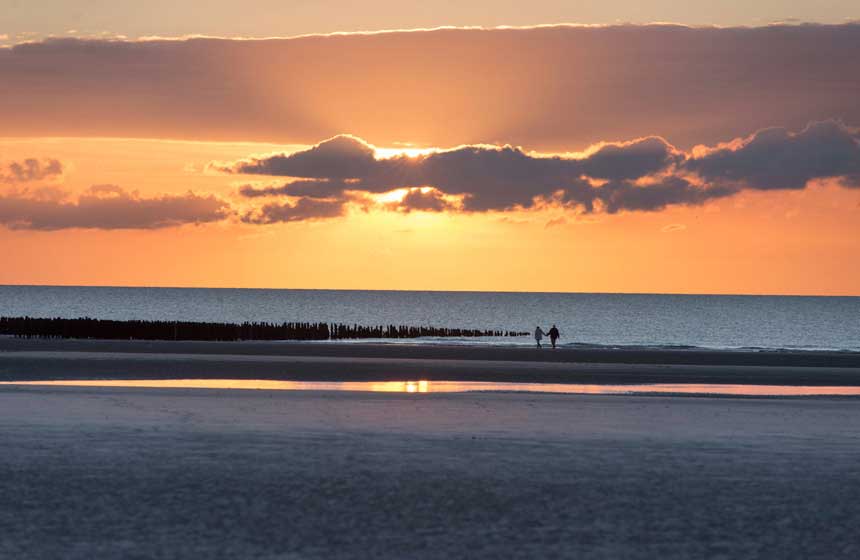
[3,379,860,396]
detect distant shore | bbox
[2,337,859,386]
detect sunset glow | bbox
[2,17,860,295]
[7,379,860,397]
[4,6,860,557]
[374,147,437,159]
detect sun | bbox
[373,147,436,159]
[374,188,411,203]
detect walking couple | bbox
[534,324,560,348]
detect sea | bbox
[0,285,858,352]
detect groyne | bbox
[0,316,528,341]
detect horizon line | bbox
[1,283,857,299]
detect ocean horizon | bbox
[2,284,858,353]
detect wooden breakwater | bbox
[0,316,528,342]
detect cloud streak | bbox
[0,185,231,230]
[240,197,345,224]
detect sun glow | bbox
[374,147,436,159]
[5,379,860,397]
[374,188,411,203]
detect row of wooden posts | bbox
[0,316,528,341]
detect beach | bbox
[2,337,860,385]
[5,5,860,558]
[2,384,860,558]
[1,338,860,557]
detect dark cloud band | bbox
[683,120,860,190]
[0,185,231,230]
[4,24,860,150]
[225,133,686,214]
[225,121,860,221]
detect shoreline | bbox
[3,336,860,365]
[2,337,859,386]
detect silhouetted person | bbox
[534,326,546,348]
[548,324,560,349]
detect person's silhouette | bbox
[534,326,546,348]
[548,324,560,349]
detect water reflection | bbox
[4,379,860,396]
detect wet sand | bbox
[2,385,859,558]
[3,337,859,557]
[1,337,860,386]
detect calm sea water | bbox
[0,285,858,352]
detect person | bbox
[534,326,546,348]
[548,324,560,349]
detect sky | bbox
[2,0,859,41]
[2,3,860,294]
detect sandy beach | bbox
[2,337,860,385]
[3,338,860,557]
[6,2,860,557]
[2,384,859,558]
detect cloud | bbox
[232,135,378,178]
[0,185,231,230]
[577,137,682,180]
[223,120,860,221]
[240,197,345,224]
[4,24,860,150]
[227,133,688,212]
[683,121,860,190]
[1,158,63,184]
[394,189,456,213]
[590,177,737,214]
[238,179,349,199]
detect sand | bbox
[2,338,860,558]
[1,337,860,385]
[2,384,860,559]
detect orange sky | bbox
[1,136,858,295]
[2,24,860,295]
